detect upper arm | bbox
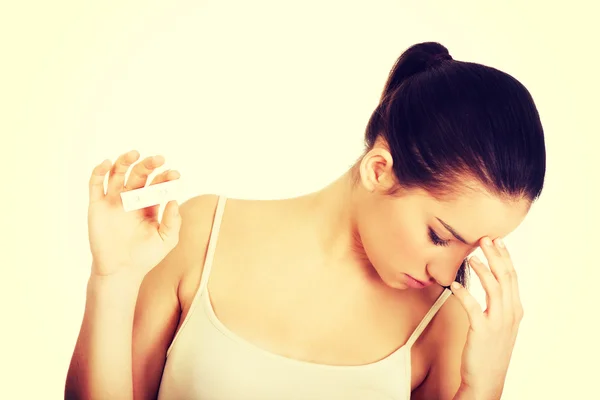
[131,194,219,400]
[412,295,470,400]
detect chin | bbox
[377,273,408,290]
[386,281,410,290]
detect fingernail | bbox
[496,238,505,248]
[451,281,461,290]
[482,237,493,247]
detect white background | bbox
[2,0,598,398]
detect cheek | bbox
[392,223,428,270]
[358,208,428,280]
[427,246,475,284]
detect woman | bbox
[65,42,546,399]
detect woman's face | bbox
[353,147,530,289]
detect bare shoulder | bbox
[413,289,470,399]
[177,194,276,283]
[147,194,222,282]
[173,194,223,302]
[177,193,222,251]
[431,290,470,341]
[176,195,276,295]
[131,194,221,398]
[132,193,223,317]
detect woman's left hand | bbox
[450,237,524,399]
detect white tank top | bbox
[157,195,452,399]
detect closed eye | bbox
[429,228,450,247]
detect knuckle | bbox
[91,164,105,177]
[515,306,525,321]
[143,156,157,169]
[129,165,151,181]
[489,282,502,298]
[110,163,128,176]
[136,171,150,181]
[484,243,501,258]
[150,174,164,185]
[116,155,132,167]
[133,161,150,175]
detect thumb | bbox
[158,200,182,247]
[451,281,483,328]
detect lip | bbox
[403,274,431,289]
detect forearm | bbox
[65,273,142,400]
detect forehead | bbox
[417,186,530,242]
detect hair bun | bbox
[376,42,453,104]
[426,52,453,68]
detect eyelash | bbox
[429,228,450,247]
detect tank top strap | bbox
[198,195,227,294]
[405,288,452,348]
[166,195,228,357]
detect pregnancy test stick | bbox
[120,179,181,212]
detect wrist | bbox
[89,260,146,286]
[87,270,144,303]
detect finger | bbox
[141,169,181,220]
[491,238,516,322]
[107,150,140,196]
[124,155,166,192]
[89,159,112,204]
[494,238,524,323]
[150,168,180,185]
[494,237,511,259]
[511,275,524,323]
[468,255,502,316]
[512,281,524,324]
[450,281,484,329]
[480,237,512,289]
[481,237,514,324]
[157,200,181,249]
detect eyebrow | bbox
[435,218,470,245]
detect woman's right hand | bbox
[87,150,182,282]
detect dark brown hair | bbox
[362,42,546,286]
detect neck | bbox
[297,169,371,269]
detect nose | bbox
[426,258,466,287]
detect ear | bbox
[358,146,396,193]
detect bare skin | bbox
[173,176,526,395]
[66,143,529,399]
[177,194,454,384]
